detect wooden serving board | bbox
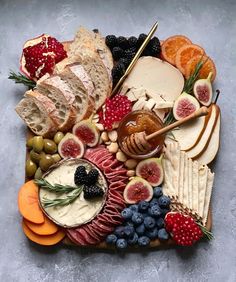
[25,129,212,250]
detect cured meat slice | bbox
[66,229,88,246]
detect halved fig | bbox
[173,92,200,120]
[72,119,99,147]
[193,72,213,106]
[123,177,153,204]
[58,133,84,159]
[136,157,163,186]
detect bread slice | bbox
[37,74,77,132]
[15,90,59,137]
[57,27,112,109]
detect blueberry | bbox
[124,225,135,237]
[114,226,125,238]
[158,195,171,208]
[138,200,149,212]
[149,198,159,207]
[116,238,128,249]
[131,212,144,225]
[153,187,163,198]
[138,236,150,247]
[135,223,146,236]
[121,208,133,220]
[106,234,117,245]
[161,208,170,218]
[156,217,165,229]
[127,232,139,245]
[158,228,169,241]
[145,227,158,239]
[144,216,156,230]
[126,220,135,227]
[130,204,139,212]
[148,205,162,218]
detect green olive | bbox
[54,132,64,144]
[26,137,34,149]
[43,139,57,154]
[39,154,54,171]
[29,150,41,164]
[25,159,37,178]
[34,167,43,180]
[32,136,44,153]
[52,153,61,163]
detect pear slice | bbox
[186,104,219,159]
[196,112,221,165]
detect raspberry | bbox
[164,212,203,246]
[98,94,132,130]
[22,35,67,79]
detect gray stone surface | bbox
[0,0,236,281]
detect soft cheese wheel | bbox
[122,57,184,103]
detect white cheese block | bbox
[39,159,107,228]
[132,96,147,111]
[121,57,184,104]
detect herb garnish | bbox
[8,71,36,89]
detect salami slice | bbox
[66,229,88,246]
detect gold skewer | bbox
[111,21,158,95]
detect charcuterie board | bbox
[11,23,219,250]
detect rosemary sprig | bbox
[197,222,214,240]
[8,71,36,89]
[164,110,175,126]
[42,187,83,208]
[35,178,77,194]
[183,60,204,94]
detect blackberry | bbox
[137,33,147,47]
[83,185,104,199]
[74,166,87,185]
[112,46,124,61]
[112,63,125,78]
[118,57,130,68]
[105,35,117,49]
[124,47,136,61]
[117,36,129,49]
[128,36,138,48]
[147,37,161,57]
[85,168,99,185]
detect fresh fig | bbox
[58,133,84,159]
[173,92,200,120]
[123,177,153,204]
[193,72,213,106]
[136,157,163,186]
[73,119,99,147]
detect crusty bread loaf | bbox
[58,63,94,122]
[15,90,59,137]
[37,74,77,132]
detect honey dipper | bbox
[122,106,209,155]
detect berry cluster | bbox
[106,187,171,249]
[105,34,161,86]
[74,166,104,200]
[165,212,203,246]
[98,94,132,130]
[23,36,67,79]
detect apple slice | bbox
[186,104,219,159]
[196,111,221,165]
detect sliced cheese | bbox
[179,151,185,204]
[188,158,193,209]
[196,113,221,165]
[170,142,181,199]
[198,165,208,218]
[132,96,147,111]
[203,169,214,225]
[186,105,218,159]
[183,153,189,208]
[143,98,156,110]
[121,57,184,104]
[192,161,199,213]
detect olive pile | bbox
[25,132,65,179]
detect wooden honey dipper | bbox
[122,106,209,155]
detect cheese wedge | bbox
[179,151,185,204]
[196,113,221,165]
[162,146,176,198]
[203,170,214,225]
[183,153,189,208]
[192,161,199,214]
[198,165,208,218]
[121,57,184,103]
[188,158,193,209]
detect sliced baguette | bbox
[15,90,59,137]
[37,74,77,132]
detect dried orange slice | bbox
[175,44,205,75]
[161,35,192,65]
[185,54,216,82]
